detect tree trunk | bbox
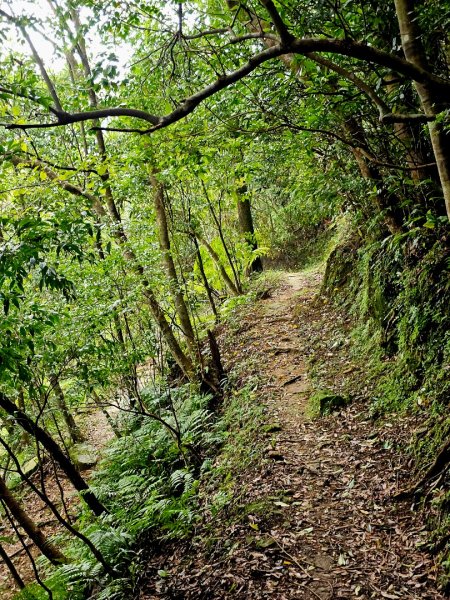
[192,234,219,320]
[236,186,263,274]
[0,474,68,565]
[394,0,450,218]
[150,172,198,354]
[0,433,114,574]
[67,13,196,381]
[0,393,107,516]
[385,73,438,187]
[50,374,84,444]
[0,543,25,589]
[201,181,243,293]
[197,235,240,296]
[344,118,405,234]
[16,390,31,446]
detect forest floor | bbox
[137,269,445,600]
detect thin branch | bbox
[9,155,107,217]
[0,9,63,112]
[182,27,229,40]
[22,152,99,174]
[228,32,279,44]
[0,86,54,109]
[305,52,390,118]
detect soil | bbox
[136,269,445,599]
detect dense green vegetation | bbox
[0,0,449,597]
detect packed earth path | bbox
[138,270,445,600]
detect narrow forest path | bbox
[139,269,445,600]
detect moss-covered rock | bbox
[69,443,98,470]
[308,389,350,417]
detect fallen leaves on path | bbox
[137,270,444,600]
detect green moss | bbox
[307,389,350,418]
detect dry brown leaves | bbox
[137,270,446,600]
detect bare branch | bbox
[381,112,437,124]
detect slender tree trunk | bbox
[196,235,240,296]
[0,474,68,565]
[141,281,196,378]
[192,234,219,320]
[201,181,243,293]
[206,329,225,397]
[0,434,114,574]
[150,172,198,354]
[112,312,142,406]
[0,543,25,589]
[344,118,405,234]
[0,393,107,516]
[385,73,438,186]
[50,374,84,444]
[395,0,450,218]
[17,390,31,446]
[235,185,263,274]
[66,12,196,380]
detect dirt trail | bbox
[258,271,315,424]
[141,270,445,599]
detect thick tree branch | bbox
[4,107,161,130]
[289,38,449,90]
[381,112,437,124]
[1,36,449,135]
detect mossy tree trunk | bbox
[150,171,198,356]
[236,185,263,274]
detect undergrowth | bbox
[14,288,268,600]
[14,385,223,600]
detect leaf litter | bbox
[136,270,445,600]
